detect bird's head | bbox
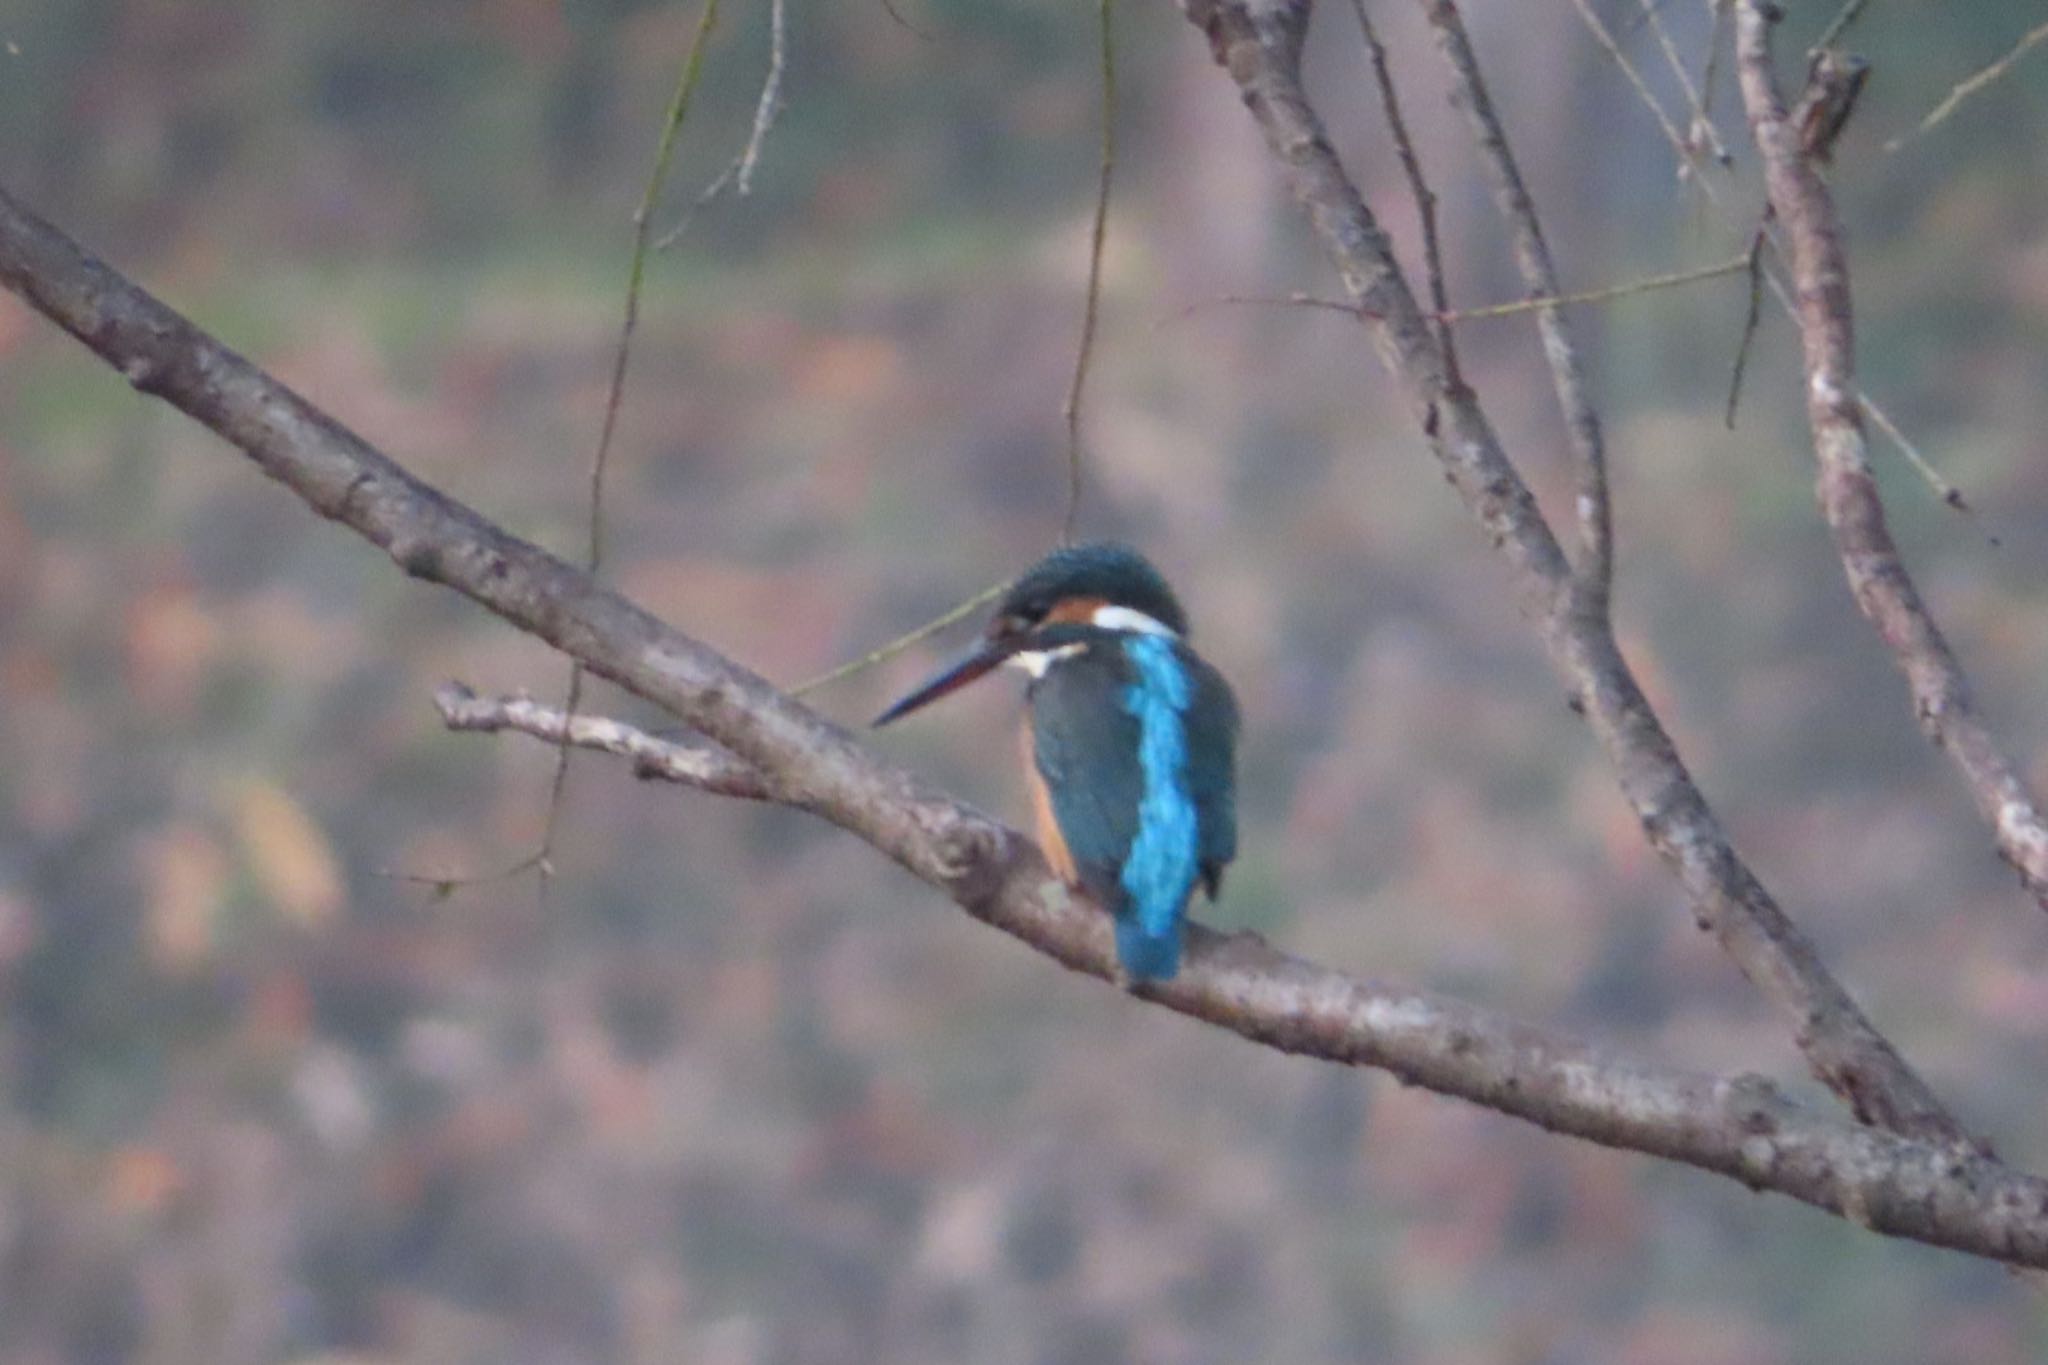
[873,542,1187,726]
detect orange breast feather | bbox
[1021,720,1079,884]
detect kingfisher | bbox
[875,543,1239,981]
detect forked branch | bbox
[1417,0,1613,601]
[435,682,777,801]
[1734,1,2048,910]
[1172,0,1977,1153]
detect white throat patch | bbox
[1091,605,1179,638]
[1006,641,1088,679]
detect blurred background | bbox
[2,1,2048,1361]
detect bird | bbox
[874,543,1238,982]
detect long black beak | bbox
[872,638,1022,727]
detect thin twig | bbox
[1439,253,1750,321]
[1618,0,1684,39]
[655,0,788,250]
[1860,393,1975,516]
[380,855,547,900]
[1886,19,2048,152]
[1634,0,1732,164]
[788,578,1012,697]
[1723,227,1765,428]
[730,0,785,197]
[1061,0,1116,544]
[1352,0,1457,380]
[878,0,939,43]
[1812,0,1871,55]
[1164,292,1369,324]
[1565,0,1697,178]
[1697,0,1730,138]
[1420,0,1614,597]
[1859,387,1997,546]
[1577,0,1980,522]
[1167,257,1752,327]
[540,0,724,890]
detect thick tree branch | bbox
[1173,0,1977,1152]
[435,682,778,800]
[1734,4,2048,910]
[5,179,2048,1266]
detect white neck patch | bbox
[1006,641,1088,678]
[1091,604,1179,638]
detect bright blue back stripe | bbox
[1119,635,1198,944]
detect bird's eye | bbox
[990,610,1037,640]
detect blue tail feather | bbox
[1115,917,1182,981]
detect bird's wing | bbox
[1179,644,1240,896]
[1029,651,1144,917]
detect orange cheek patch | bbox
[1044,595,1108,626]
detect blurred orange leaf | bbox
[106,1145,185,1217]
[141,822,228,972]
[125,576,219,717]
[234,779,345,928]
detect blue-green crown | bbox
[1000,542,1188,635]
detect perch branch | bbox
[7,178,2048,1266]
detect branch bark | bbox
[5,180,2048,1266]
[1417,0,1613,601]
[1172,0,1976,1152]
[1350,0,1459,382]
[1734,3,2048,910]
[435,682,778,800]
